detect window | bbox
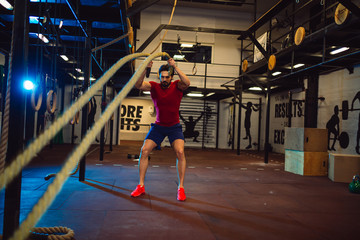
[161,43,212,63]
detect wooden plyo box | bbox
[328,153,360,183]
[285,149,328,176]
[285,127,328,152]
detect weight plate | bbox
[339,131,349,149]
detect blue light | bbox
[23,80,35,90]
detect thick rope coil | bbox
[30,227,74,240]
[0,52,149,192]
[8,52,170,240]
[0,63,11,174]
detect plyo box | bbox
[285,150,328,176]
[284,127,328,152]
[328,153,360,183]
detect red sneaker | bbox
[177,187,186,201]
[131,185,145,197]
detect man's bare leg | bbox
[173,139,186,189]
[138,139,157,186]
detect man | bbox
[131,58,190,201]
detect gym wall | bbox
[119,97,156,142]
[135,5,252,90]
[219,93,265,150]
[318,66,360,155]
[270,91,305,154]
[62,84,117,145]
[0,53,4,65]
[267,65,360,155]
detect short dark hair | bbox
[158,64,174,76]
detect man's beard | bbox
[161,81,170,88]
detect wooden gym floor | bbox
[1,141,359,239]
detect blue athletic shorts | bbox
[145,123,184,146]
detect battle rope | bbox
[150,0,177,54]
[91,32,130,53]
[6,52,170,240]
[0,52,148,191]
[0,59,11,174]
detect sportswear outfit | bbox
[131,80,186,201]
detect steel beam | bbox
[2,0,29,238]
[65,0,88,38]
[127,0,160,17]
[136,24,246,53]
[79,21,91,182]
[238,0,293,40]
[338,0,360,18]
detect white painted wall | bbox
[267,65,360,155]
[0,53,4,65]
[318,66,360,155]
[27,3,360,158]
[219,93,265,150]
[269,91,305,154]
[135,5,252,89]
[62,84,117,145]
[119,97,156,142]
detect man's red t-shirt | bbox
[149,80,183,126]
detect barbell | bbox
[341,100,360,120]
[329,131,349,149]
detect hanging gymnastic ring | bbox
[46,90,57,114]
[69,116,75,125]
[88,100,92,113]
[192,63,197,75]
[31,89,43,111]
[75,111,80,124]
[70,111,80,125]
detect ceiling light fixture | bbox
[78,76,96,81]
[272,71,282,76]
[143,91,151,95]
[187,92,204,97]
[0,0,13,10]
[59,20,63,29]
[37,33,49,43]
[29,16,39,24]
[180,43,193,48]
[173,54,185,60]
[60,55,69,61]
[68,73,76,79]
[293,63,305,69]
[330,47,349,55]
[206,92,215,97]
[248,87,262,91]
